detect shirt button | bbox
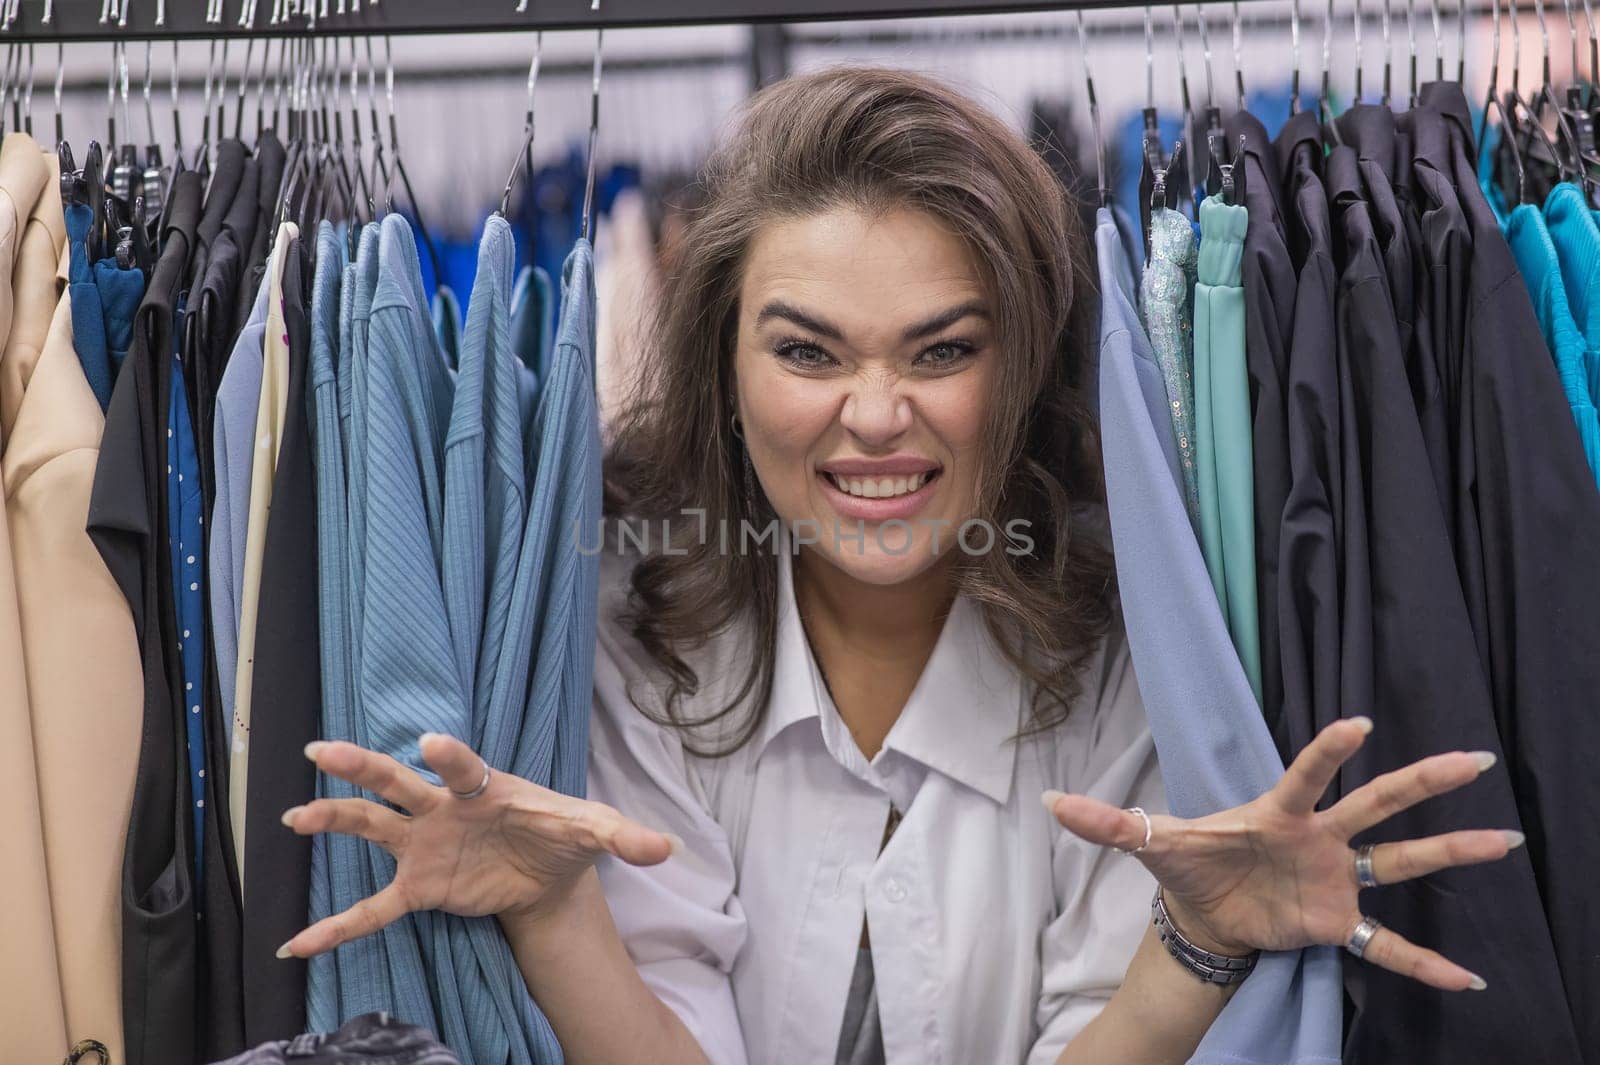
[883,877,907,903]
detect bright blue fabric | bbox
[167,297,207,893]
[65,205,113,410]
[95,258,145,380]
[1543,183,1600,406]
[210,265,273,746]
[1506,203,1600,488]
[1095,207,1342,1065]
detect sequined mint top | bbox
[1140,207,1201,522]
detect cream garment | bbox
[589,533,1166,1065]
[5,220,141,1065]
[230,221,297,884]
[0,131,70,1065]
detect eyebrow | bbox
[753,299,990,344]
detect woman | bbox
[278,68,1518,1064]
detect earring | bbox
[731,410,744,441]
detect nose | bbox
[838,375,914,447]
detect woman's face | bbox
[732,205,996,587]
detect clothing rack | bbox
[11,0,1285,41]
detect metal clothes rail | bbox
[11,0,1283,41]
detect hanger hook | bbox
[1290,0,1302,112]
[580,13,604,244]
[1512,0,1524,96]
[1231,3,1245,110]
[1144,6,1155,111]
[1076,10,1109,208]
[1354,0,1365,103]
[1562,0,1580,89]
[1320,0,1334,116]
[52,42,62,145]
[142,40,155,147]
[1381,0,1394,103]
[1431,0,1445,81]
[1534,0,1552,92]
[1197,5,1215,107]
[1580,0,1598,93]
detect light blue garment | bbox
[1506,203,1600,488]
[1543,182,1600,406]
[509,265,546,430]
[445,216,526,755]
[1095,207,1342,1065]
[96,258,144,379]
[210,262,274,744]
[345,220,442,1038]
[306,221,394,1032]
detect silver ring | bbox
[1116,807,1153,855]
[450,759,492,801]
[1354,844,1380,889]
[1346,916,1383,959]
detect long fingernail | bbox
[275,941,296,960]
[1467,974,1487,991]
[304,741,325,762]
[1503,830,1526,849]
[281,806,304,829]
[1041,789,1067,812]
[419,732,442,746]
[1349,716,1374,734]
[663,832,685,857]
[1471,751,1498,772]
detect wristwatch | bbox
[1150,888,1260,987]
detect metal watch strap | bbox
[1150,889,1259,987]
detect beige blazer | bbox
[230,220,297,886]
[0,133,71,1064]
[3,137,141,1065]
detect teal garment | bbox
[1544,183,1600,405]
[1194,196,1263,705]
[1139,207,1201,522]
[432,283,464,372]
[1505,203,1600,488]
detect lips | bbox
[816,466,942,523]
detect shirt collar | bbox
[756,540,1023,805]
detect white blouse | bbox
[587,543,1166,1065]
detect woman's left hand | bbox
[1044,717,1520,992]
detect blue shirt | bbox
[1506,203,1600,488]
[65,204,113,410]
[1096,207,1342,1065]
[1543,182,1600,406]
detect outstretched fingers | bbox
[1327,751,1497,840]
[419,731,492,797]
[307,740,439,814]
[1044,790,1170,856]
[1362,829,1524,886]
[558,797,681,868]
[283,797,410,854]
[277,883,410,959]
[1345,916,1485,992]
[1273,717,1373,815]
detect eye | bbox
[913,340,977,368]
[773,339,839,369]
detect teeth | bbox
[828,472,934,499]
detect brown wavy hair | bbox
[603,66,1114,757]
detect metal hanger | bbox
[381,35,443,282]
[1381,0,1394,104]
[1317,0,1340,137]
[1352,0,1365,103]
[1430,0,1444,83]
[1407,0,1419,104]
[1290,0,1302,114]
[345,34,373,221]
[1196,6,1240,204]
[362,35,392,214]
[499,30,543,218]
[1138,6,1187,251]
[579,12,605,244]
[1580,0,1598,105]
[1481,0,1529,205]
[1558,0,1598,174]
[1076,9,1109,208]
[1169,5,1197,204]
[1231,2,1245,112]
[170,39,184,163]
[141,39,166,228]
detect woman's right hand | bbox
[276,733,678,959]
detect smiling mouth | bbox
[822,469,942,500]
